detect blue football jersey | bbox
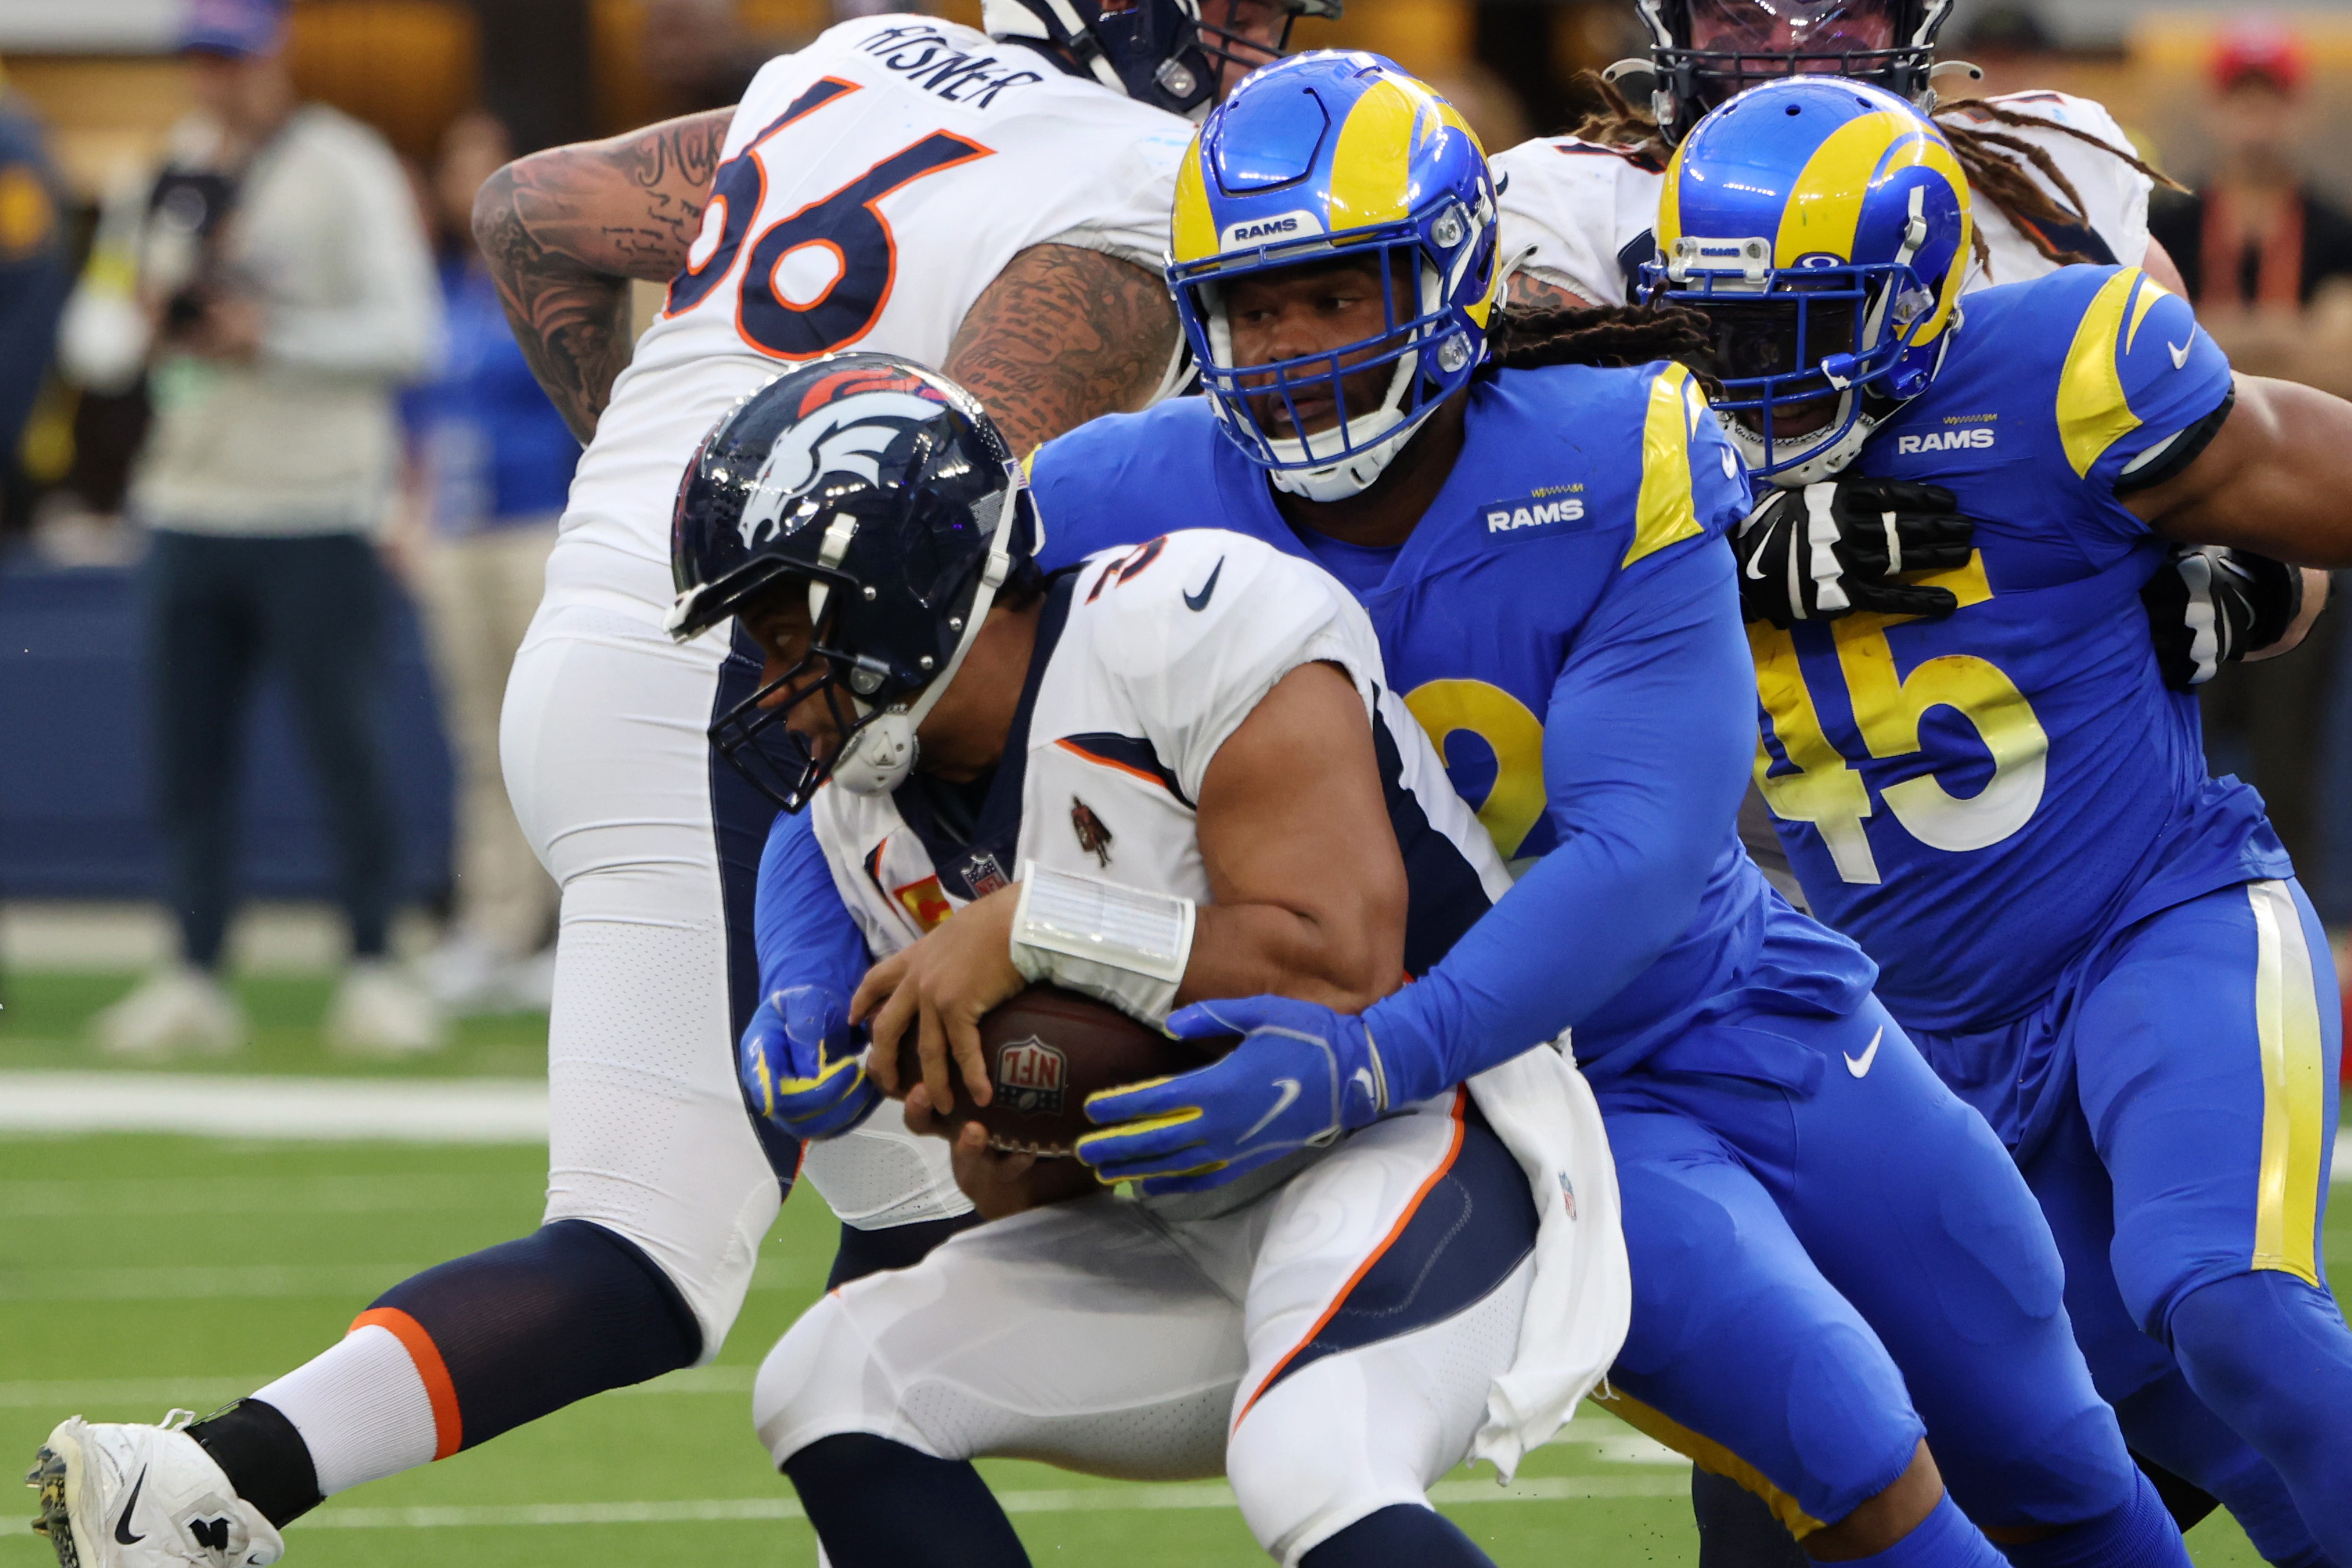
[1031,361,1877,1077]
[1752,264,2290,1036]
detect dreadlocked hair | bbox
[1934,98,2182,271]
[1561,72,2184,274]
[1489,300,1719,392]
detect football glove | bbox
[1074,996,1386,1196]
[1735,477,1979,626]
[739,984,879,1141]
[2140,545,2304,690]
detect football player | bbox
[1493,0,2312,702]
[1007,51,2199,1568]
[1652,78,2352,1566]
[24,4,1323,1565]
[667,354,1629,1568]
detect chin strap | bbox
[831,476,1025,796]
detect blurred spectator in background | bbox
[0,57,71,539]
[404,109,570,1015]
[2146,17,2352,894]
[58,0,445,1058]
[2148,19,2352,373]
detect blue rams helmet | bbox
[667,353,1040,811]
[982,0,1339,120]
[1167,52,1500,500]
[1641,75,1971,484]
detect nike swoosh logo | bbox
[1843,1026,1884,1079]
[1183,558,1224,612]
[1240,1077,1300,1145]
[1744,550,1768,579]
[2168,339,2191,370]
[114,1465,147,1545]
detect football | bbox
[895,984,1230,1156]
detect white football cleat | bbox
[26,1412,283,1568]
[89,969,246,1059]
[324,961,446,1057]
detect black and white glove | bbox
[1733,477,1980,627]
[2140,545,2304,689]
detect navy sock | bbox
[367,1219,701,1450]
[2171,1271,2352,1567]
[1299,1503,1494,1567]
[2116,1369,2321,1567]
[1993,1468,2191,1568]
[1822,1493,2008,1568]
[782,1433,1027,1568]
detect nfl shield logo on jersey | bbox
[995,1036,1068,1116]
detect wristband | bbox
[1009,862,1196,1024]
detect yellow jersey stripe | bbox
[1326,78,1420,229]
[2123,271,2166,356]
[1625,364,1707,567]
[2250,879,2327,1285]
[1586,1387,1827,1538]
[2055,268,2146,477]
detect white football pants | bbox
[754,1091,1538,1567]
[502,576,784,1358]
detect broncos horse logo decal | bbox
[736,370,949,551]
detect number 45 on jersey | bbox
[1752,551,2050,885]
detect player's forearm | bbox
[471,109,732,441]
[1178,903,1405,1018]
[943,244,1179,455]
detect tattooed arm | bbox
[471,109,733,442]
[943,243,1179,455]
[1507,269,1598,312]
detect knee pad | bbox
[1226,1360,1439,1567]
[753,1290,898,1468]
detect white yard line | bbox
[293,1475,1689,1531]
[3,1073,2348,1182]
[0,1073,547,1142]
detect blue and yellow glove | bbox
[1074,996,1388,1196]
[739,984,879,1141]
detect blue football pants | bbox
[2014,879,2349,1566]
[1598,995,2140,1539]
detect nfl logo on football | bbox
[995,1036,1068,1116]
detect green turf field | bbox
[0,974,2337,1566]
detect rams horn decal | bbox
[736,388,948,551]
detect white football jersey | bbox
[798,529,1517,1228]
[1494,89,2153,308]
[557,14,1195,620]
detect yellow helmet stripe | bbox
[1326,77,1422,230]
[1773,109,1924,266]
[1908,129,1971,343]
[1656,141,1688,254]
[1172,134,1218,264]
